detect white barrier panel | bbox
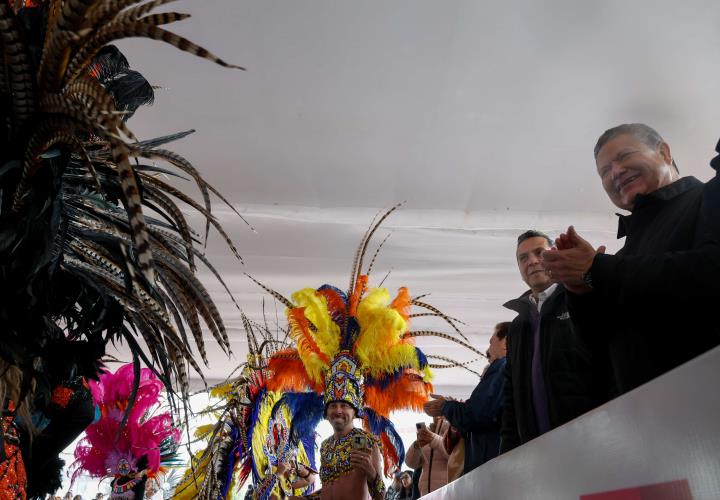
[423,346,720,500]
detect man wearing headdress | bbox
[311,355,385,500]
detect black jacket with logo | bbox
[572,176,720,394]
[500,285,610,453]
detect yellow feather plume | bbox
[354,288,422,379]
[287,288,340,383]
[173,449,211,499]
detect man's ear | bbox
[658,141,673,166]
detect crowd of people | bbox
[367,122,720,499]
[300,124,720,500]
[22,128,720,500]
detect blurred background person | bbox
[424,322,509,476]
[405,416,450,496]
[386,470,413,500]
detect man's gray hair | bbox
[594,123,679,172]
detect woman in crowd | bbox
[386,471,413,500]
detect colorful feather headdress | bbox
[174,207,485,498]
[72,364,181,490]
[250,204,487,476]
[174,314,322,500]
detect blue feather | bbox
[363,408,406,469]
[317,284,348,304]
[273,392,324,470]
[415,347,428,369]
[341,316,360,350]
[365,370,403,390]
[220,423,240,497]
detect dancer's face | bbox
[326,401,355,433]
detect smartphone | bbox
[351,434,371,450]
[416,422,427,430]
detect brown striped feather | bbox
[243,273,294,309]
[158,273,207,365]
[0,4,36,126]
[350,202,404,295]
[410,299,469,342]
[403,330,486,357]
[111,143,156,283]
[154,252,231,355]
[64,18,243,87]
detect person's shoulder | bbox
[320,435,333,449]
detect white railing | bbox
[423,346,720,500]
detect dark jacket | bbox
[442,357,506,474]
[500,285,609,453]
[571,176,720,394]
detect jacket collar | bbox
[616,176,702,238]
[503,284,563,314]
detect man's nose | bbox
[609,160,627,182]
[528,253,542,265]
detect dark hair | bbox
[494,322,511,340]
[517,230,553,248]
[594,123,678,172]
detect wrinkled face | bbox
[595,134,677,211]
[325,401,355,433]
[516,236,552,293]
[487,328,507,363]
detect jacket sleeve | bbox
[404,440,424,469]
[499,350,520,453]
[428,422,450,459]
[442,359,506,435]
[704,153,720,241]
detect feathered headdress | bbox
[174,207,485,497]
[251,204,486,476]
[73,364,180,494]
[0,2,244,494]
[174,314,322,500]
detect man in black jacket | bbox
[499,231,608,453]
[543,123,720,395]
[423,322,509,475]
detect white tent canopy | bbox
[109,0,720,394]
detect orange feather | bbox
[288,307,330,365]
[267,354,319,393]
[380,432,399,477]
[365,376,433,418]
[349,275,368,316]
[390,287,411,322]
[315,287,348,325]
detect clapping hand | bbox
[543,226,606,295]
[423,393,446,417]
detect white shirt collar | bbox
[529,283,558,312]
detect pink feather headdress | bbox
[73,364,180,481]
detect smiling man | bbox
[499,231,608,452]
[543,123,720,395]
[311,355,385,500]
